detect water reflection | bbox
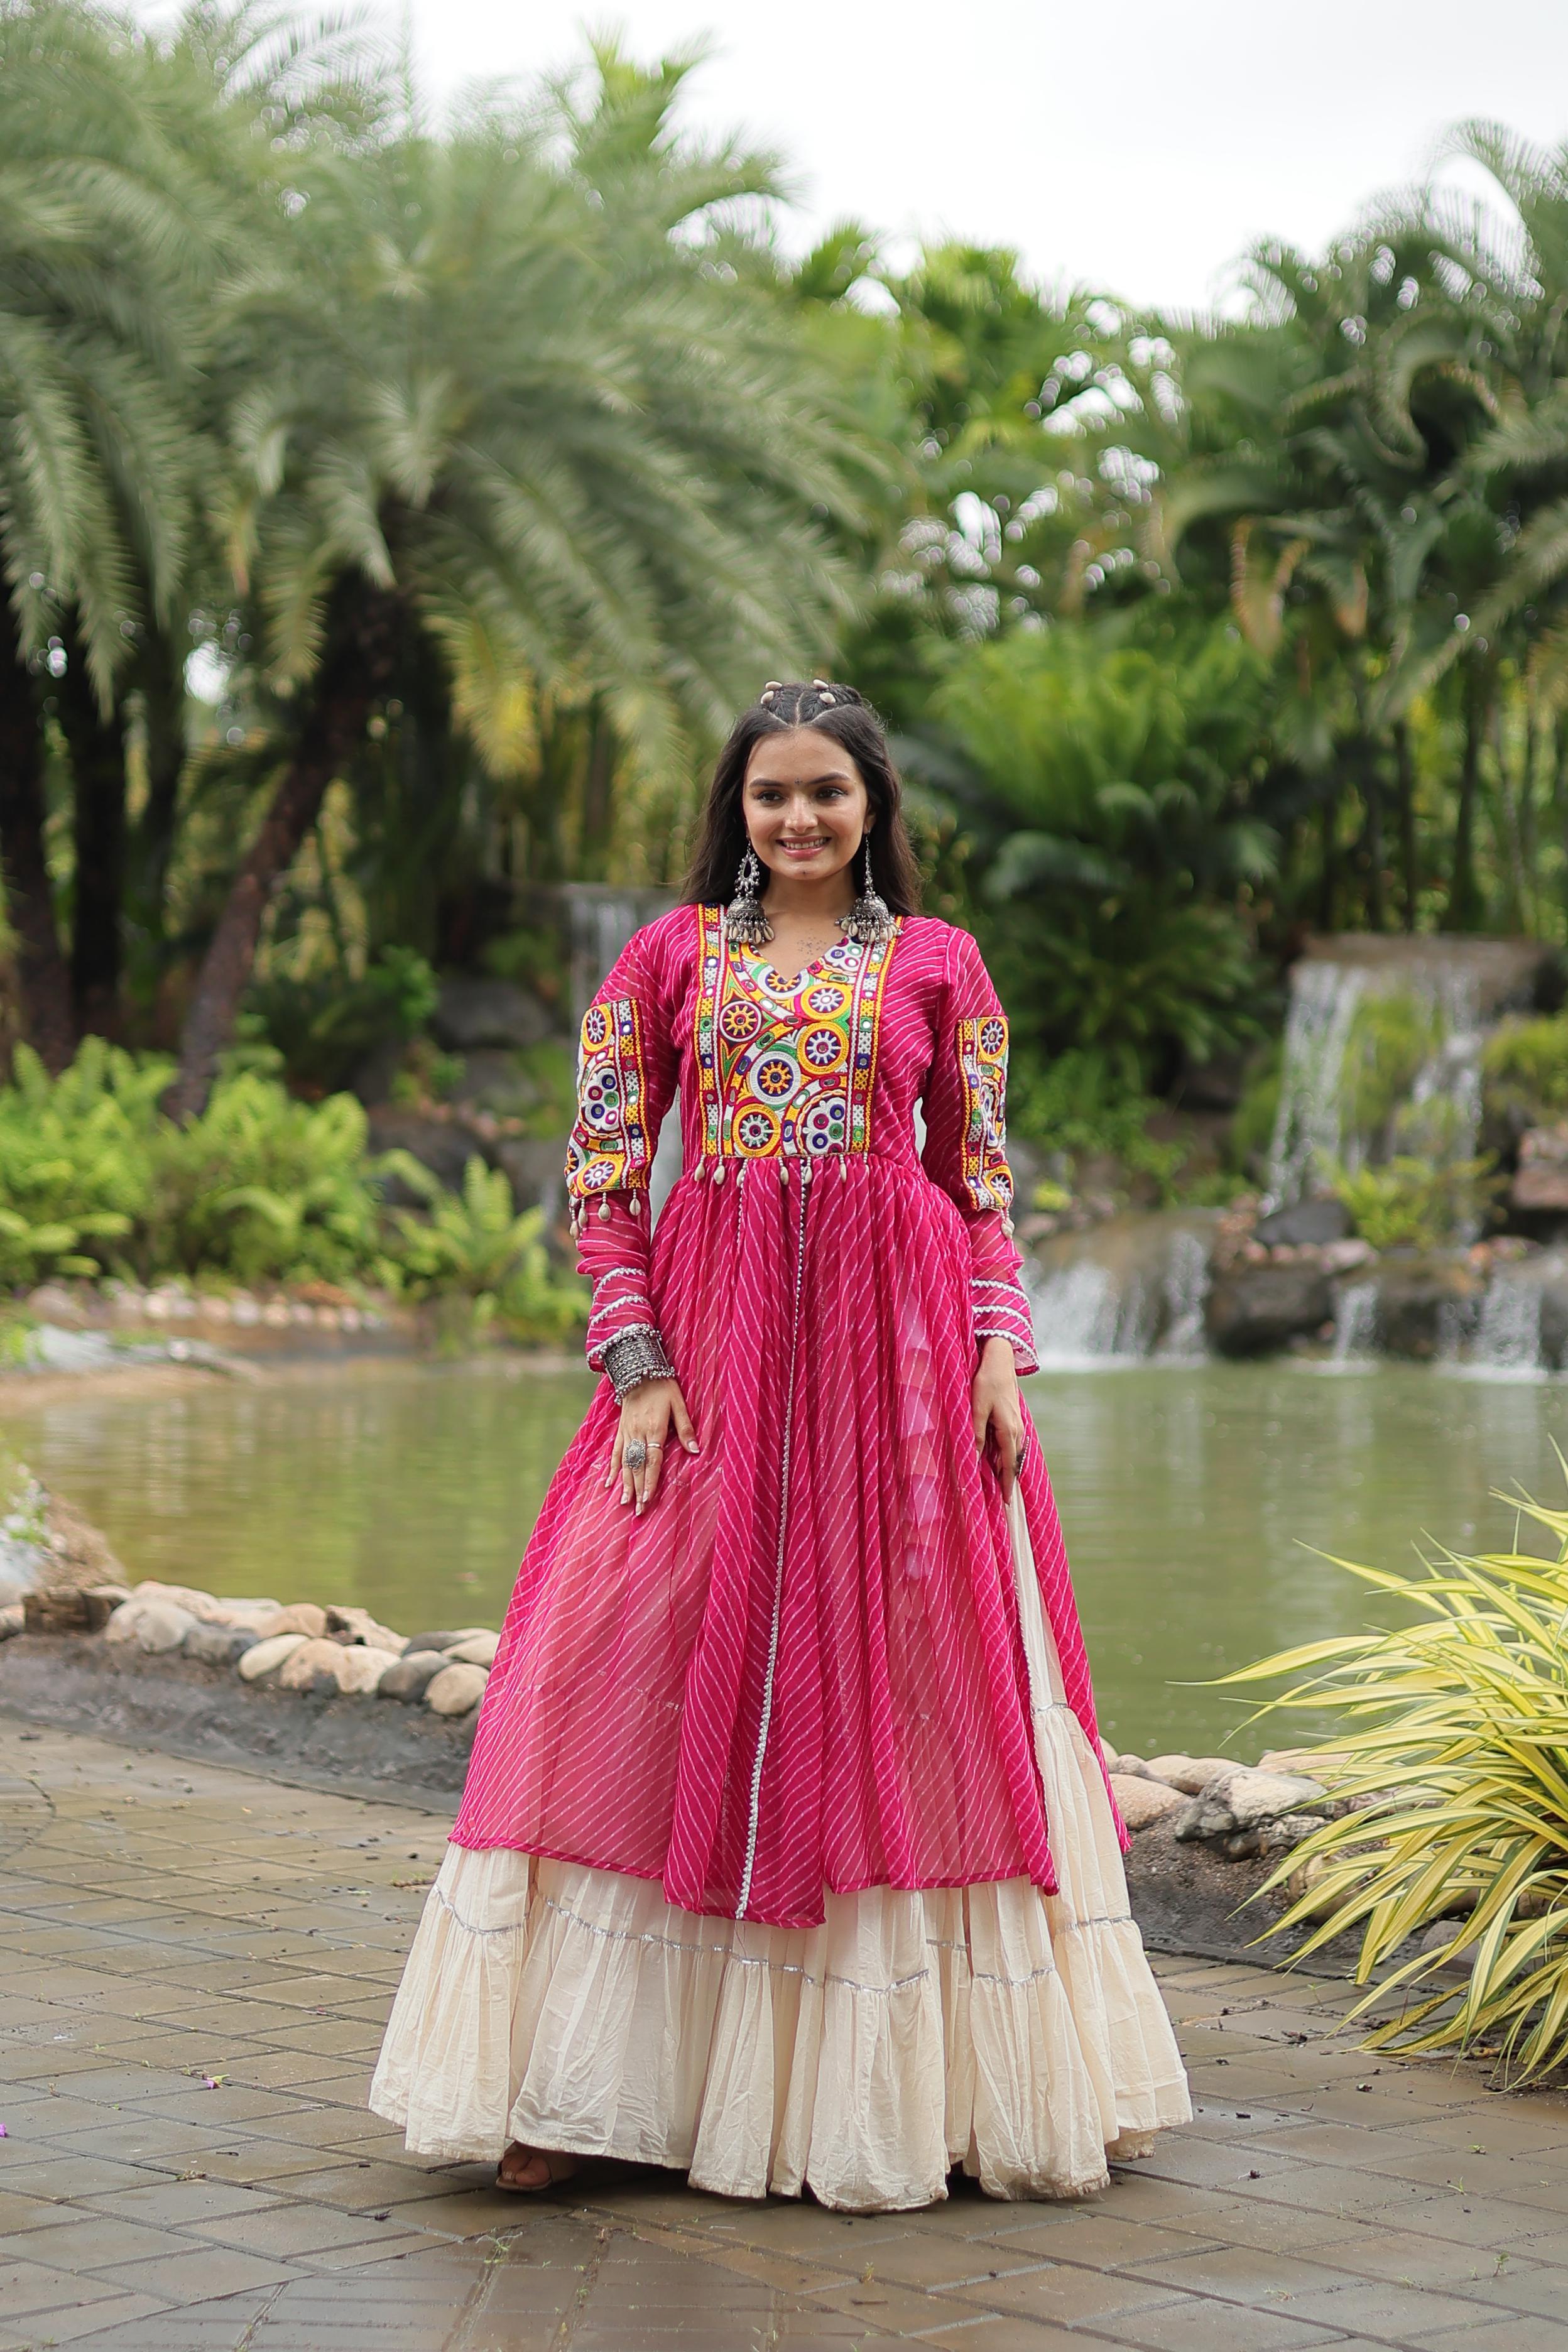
[2,1358,1563,1756]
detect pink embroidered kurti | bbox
[451,908,1126,1929]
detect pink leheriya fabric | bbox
[452,908,1126,1930]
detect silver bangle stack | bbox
[602,1326,675,1400]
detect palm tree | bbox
[0,0,210,1064]
[170,44,859,1113]
[1153,225,1502,930]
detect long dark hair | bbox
[682,680,923,914]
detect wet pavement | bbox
[2,1719,1567,2351]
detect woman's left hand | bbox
[971,1334,1026,1500]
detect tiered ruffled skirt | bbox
[371,1500,1189,2209]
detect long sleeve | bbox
[565,923,680,1371]
[920,927,1038,1376]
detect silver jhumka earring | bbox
[726,842,773,945]
[840,836,895,944]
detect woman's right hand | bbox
[606,1376,699,1515]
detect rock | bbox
[257,1603,329,1640]
[184,1621,258,1667]
[133,1603,197,1653]
[335,1645,395,1695]
[1319,1237,1376,1273]
[1258,1812,1328,1858]
[1254,1197,1349,1248]
[1206,1264,1334,1356]
[444,1631,499,1668]
[1418,1920,1476,1963]
[425,1662,489,1717]
[1109,1773,1186,1830]
[1177,1767,1329,1843]
[1257,1746,1336,1776]
[1283,1852,1336,1911]
[377,1650,450,1702]
[28,1584,125,1635]
[493,1136,570,1214]
[324,1605,406,1654]
[431,976,554,1054]
[278,1638,354,1693]
[402,1625,491,1653]
[122,1581,277,1630]
[237,1632,309,1682]
[1144,1755,1236,1795]
[0,1601,23,1640]
[26,1283,90,1327]
[447,1048,544,1119]
[1513,1126,1568,1214]
[365,1107,484,1197]
[1375,1255,1484,1360]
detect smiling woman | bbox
[370,680,1189,2209]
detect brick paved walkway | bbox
[3,1721,1567,2351]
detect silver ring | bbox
[623,1438,648,1471]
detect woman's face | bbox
[742,726,870,889]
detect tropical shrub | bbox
[389,1157,583,1344]
[0,1044,165,1283]
[1008,1047,1185,1197]
[244,949,440,1098]
[923,624,1275,1082]
[1223,1483,1568,2083]
[1325,1151,1501,1251]
[143,1074,392,1288]
[0,1042,586,1329]
[1481,1014,1568,1129]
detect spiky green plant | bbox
[1222,1481,1568,2082]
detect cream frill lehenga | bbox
[371,908,1190,2209]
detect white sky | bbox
[388,0,1568,313]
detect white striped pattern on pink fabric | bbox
[452,911,1120,1929]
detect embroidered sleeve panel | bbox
[955,1012,1015,1213]
[567,994,654,1202]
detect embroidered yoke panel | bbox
[692,904,899,1162]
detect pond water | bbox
[3,1356,1565,1755]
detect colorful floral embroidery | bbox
[956,1014,1013,1211]
[693,907,898,1160]
[567,995,652,1199]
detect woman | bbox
[371,680,1189,2211]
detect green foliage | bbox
[1482,1014,1568,1126]
[143,1074,390,1287]
[1221,1481,1568,2083]
[243,949,440,1097]
[1008,1047,1187,1200]
[1339,994,1445,1152]
[1326,1152,1501,1251]
[0,1042,585,1335]
[1231,1047,1283,1172]
[0,1043,161,1283]
[925,625,1271,1079]
[389,1157,584,1345]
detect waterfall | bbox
[1155,1226,1212,1361]
[1465,1268,1546,1378]
[1328,1279,1379,1367]
[1268,961,1366,1204]
[1268,945,1490,1211]
[1028,1213,1217,1368]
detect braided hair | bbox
[682,678,923,915]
